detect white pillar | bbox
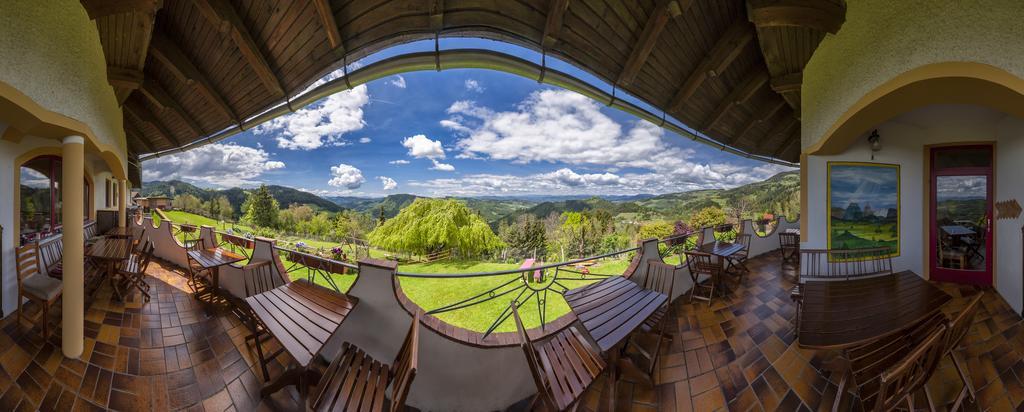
[118,179,128,227]
[61,135,85,358]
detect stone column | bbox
[118,179,128,227]
[61,136,85,358]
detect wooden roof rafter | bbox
[123,117,157,154]
[80,0,163,20]
[617,0,691,86]
[192,0,286,98]
[728,99,786,146]
[313,0,344,51]
[668,19,756,112]
[149,33,239,124]
[139,78,205,137]
[541,0,572,48]
[748,0,846,35]
[701,69,769,131]
[125,102,181,148]
[755,114,798,152]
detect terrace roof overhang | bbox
[82,0,849,170]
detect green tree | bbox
[561,212,592,258]
[215,196,233,221]
[242,185,280,228]
[173,193,202,214]
[368,198,503,256]
[499,214,547,259]
[688,206,726,230]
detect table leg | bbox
[260,366,302,398]
[607,344,620,412]
[108,262,124,302]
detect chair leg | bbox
[924,384,937,412]
[246,322,271,382]
[17,295,22,327]
[950,350,976,403]
[42,301,49,339]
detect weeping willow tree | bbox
[368,198,504,256]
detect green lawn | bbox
[154,209,635,333]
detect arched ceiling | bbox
[81,0,846,165]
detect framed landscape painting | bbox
[827,162,900,256]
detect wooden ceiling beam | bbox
[756,115,798,152]
[124,117,157,154]
[125,102,181,147]
[770,72,802,94]
[668,20,755,112]
[80,0,162,20]
[617,0,692,86]
[701,70,769,131]
[729,99,785,145]
[149,33,239,123]
[140,78,205,137]
[313,0,344,51]
[107,66,144,90]
[429,0,445,31]
[192,0,285,98]
[773,129,800,158]
[749,0,846,34]
[541,0,572,48]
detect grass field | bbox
[151,210,634,333]
[829,219,898,251]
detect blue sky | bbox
[142,39,792,198]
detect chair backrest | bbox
[83,221,97,240]
[735,233,751,252]
[37,235,63,271]
[874,324,948,412]
[684,250,719,276]
[644,260,675,299]
[15,244,41,288]
[389,311,420,412]
[132,241,156,275]
[511,302,552,409]
[241,260,285,298]
[946,293,983,352]
[779,232,800,248]
[800,247,893,280]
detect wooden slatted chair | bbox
[861,324,948,411]
[779,232,800,266]
[15,244,63,338]
[946,294,983,411]
[237,260,288,381]
[118,240,155,302]
[311,311,420,412]
[511,302,605,412]
[185,238,213,298]
[37,235,64,279]
[730,233,752,278]
[628,260,676,381]
[684,250,721,306]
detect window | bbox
[19,155,92,244]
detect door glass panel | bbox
[934,147,992,170]
[935,175,987,271]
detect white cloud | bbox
[389,159,410,165]
[388,75,407,88]
[430,159,455,171]
[328,164,365,189]
[401,134,445,159]
[142,143,284,187]
[359,137,372,144]
[464,79,484,93]
[254,84,370,150]
[378,176,398,190]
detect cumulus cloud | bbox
[429,159,455,171]
[142,143,284,187]
[254,84,370,150]
[389,160,410,165]
[359,137,372,143]
[388,75,407,88]
[464,79,484,93]
[328,164,365,189]
[378,176,398,190]
[401,134,445,159]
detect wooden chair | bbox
[37,235,64,279]
[862,324,948,411]
[185,238,212,298]
[311,312,420,412]
[730,233,752,278]
[15,244,63,338]
[779,232,800,266]
[628,260,676,381]
[118,240,155,302]
[946,294,983,411]
[237,260,288,381]
[684,250,721,306]
[511,302,604,412]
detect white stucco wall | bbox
[802,0,1024,148]
[804,105,1023,313]
[0,0,126,156]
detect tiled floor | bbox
[574,253,1024,412]
[0,253,1021,411]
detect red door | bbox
[929,145,993,285]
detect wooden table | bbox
[245,279,358,398]
[698,241,745,289]
[565,276,667,410]
[103,226,132,238]
[186,247,245,293]
[798,271,951,410]
[941,225,976,238]
[86,237,132,300]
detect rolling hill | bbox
[141,180,343,214]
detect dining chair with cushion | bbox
[512,301,605,411]
[628,260,676,381]
[310,311,420,412]
[15,244,63,338]
[945,294,983,411]
[684,250,721,306]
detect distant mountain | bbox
[141,180,343,214]
[636,170,800,218]
[328,194,533,222]
[492,197,646,227]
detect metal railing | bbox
[274,246,357,293]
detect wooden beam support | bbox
[124,118,158,154]
[617,0,686,86]
[193,0,285,97]
[80,0,162,20]
[757,115,798,152]
[140,79,205,137]
[668,20,755,112]
[125,103,181,147]
[701,70,769,131]
[773,129,800,158]
[313,0,343,50]
[429,0,445,31]
[770,72,802,94]
[541,0,572,48]
[149,33,239,123]
[749,0,845,34]
[107,66,144,90]
[727,99,785,146]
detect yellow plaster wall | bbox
[802,0,1024,150]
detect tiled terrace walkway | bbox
[0,253,1021,411]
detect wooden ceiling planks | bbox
[83,0,846,163]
